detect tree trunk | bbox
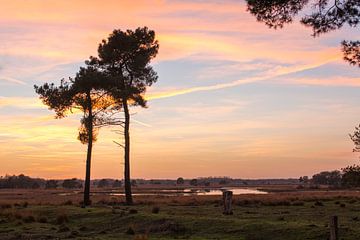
[123,99,133,205]
[83,92,93,207]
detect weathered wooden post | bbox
[330,215,338,240]
[222,190,233,215]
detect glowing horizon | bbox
[1,0,360,180]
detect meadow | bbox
[1,187,360,239]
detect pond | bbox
[108,188,267,196]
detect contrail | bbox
[146,57,340,101]
[0,76,27,85]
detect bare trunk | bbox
[83,92,93,207]
[123,98,133,205]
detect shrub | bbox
[292,201,304,206]
[0,203,12,209]
[63,200,73,206]
[37,216,48,223]
[23,215,35,223]
[129,209,138,214]
[56,213,69,225]
[14,212,22,220]
[126,226,135,235]
[57,225,70,232]
[152,206,160,214]
[134,234,148,240]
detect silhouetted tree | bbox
[190,179,198,186]
[88,27,159,205]
[112,179,122,188]
[0,174,44,189]
[350,124,360,152]
[299,176,309,184]
[131,179,137,187]
[97,179,109,188]
[312,171,341,186]
[35,66,111,206]
[45,180,58,189]
[342,165,360,187]
[219,179,230,185]
[62,178,82,189]
[342,40,360,67]
[176,177,185,185]
[246,0,360,65]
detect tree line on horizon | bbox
[3,168,360,189]
[299,165,360,188]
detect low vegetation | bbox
[1,189,360,239]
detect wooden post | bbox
[330,215,338,240]
[222,191,233,215]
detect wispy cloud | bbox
[0,97,44,108]
[0,76,26,85]
[147,57,341,100]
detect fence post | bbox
[222,190,233,215]
[330,215,338,240]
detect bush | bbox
[129,209,138,214]
[56,214,69,225]
[0,203,12,209]
[292,201,304,206]
[134,235,148,240]
[37,216,48,223]
[152,206,160,214]
[22,215,35,223]
[126,226,135,235]
[57,224,70,232]
[63,200,73,206]
[13,212,22,220]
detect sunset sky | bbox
[1,0,360,179]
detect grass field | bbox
[1,188,360,239]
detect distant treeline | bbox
[0,174,299,189]
[0,175,119,189]
[300,165,360,188]
[3,167,360,189]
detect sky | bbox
[1,0,360,180]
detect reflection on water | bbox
[185,188,267,196]
[108,188,267,196]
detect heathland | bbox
[1,185,360,239]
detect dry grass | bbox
[0,188,359,207]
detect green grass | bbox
[1,199,360,239]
